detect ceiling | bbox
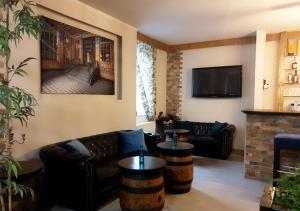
[78,0,300,45]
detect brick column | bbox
[166,51,183,115]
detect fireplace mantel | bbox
[242,109,300,180]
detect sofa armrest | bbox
[218,124,236,159]
[40,144,96,211]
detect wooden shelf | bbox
[282,83,300,86]
[283,95,300,97]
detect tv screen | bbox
[192,65,242,98]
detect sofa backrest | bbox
[76,131,121,160]
[176,121,219,136]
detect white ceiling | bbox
[79,0,300,45]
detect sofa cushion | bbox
[119,129,147,154]
[188,135,218,145]
[192,123,213,136]
[96,158,121,187]
[64,140,92,156]
[209,121,227,137]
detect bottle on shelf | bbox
[288,72,294,83]
[294,70,299,83]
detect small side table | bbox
[0,160,43,211]
[157,141,194,193]
[118,156,166,211]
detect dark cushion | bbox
[209,121,227,137]
[96,158,121,186]
[64,140,92,156]
[119,129,147,154]
[274,133,300,150]
[188,135,218,145]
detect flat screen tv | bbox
[192,65,242,98]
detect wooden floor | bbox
[42,65,114,95]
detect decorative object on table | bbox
[157,142,194,194]
[118,129,147,154]
[40,16,116,95]
[118,156,166,211]
[0,1,42,211]
[155,112,181,139]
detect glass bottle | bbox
[139,145,144,169]
[172,132,177,147]
[294,70,299,83]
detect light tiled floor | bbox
[52,155,266,211]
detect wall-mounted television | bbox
[192,65,242,98]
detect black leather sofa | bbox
[172,121,235,159]
[39,131,161,211]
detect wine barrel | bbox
[161,154,193,193]
[118,156,166,211]
[120,175,165,211]
[157,142,194,194]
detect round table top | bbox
[118,156,166,172]
[0,160,42,178]
[157,142,194,156]
[164,129,190,134]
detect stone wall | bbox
[245,114,300,180]
[166,51,182,115]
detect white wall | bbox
[181,44,256,150]
[10,0,137,158]
[137,49,167,132]
[254,30,266,109]
[263,41,279,109]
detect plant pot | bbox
[260,185,286,211]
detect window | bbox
[136,41,156,123]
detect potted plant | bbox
[155,112,180,137]
[260,169,300,211]
[0,0,41,210]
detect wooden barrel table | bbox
[118,156,166,211]
[157,142,194,194]
[164,129,190,142]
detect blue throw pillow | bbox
[209,121,227,137]
[119,129,147,154]
[65,140,92,156]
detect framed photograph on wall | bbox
[40,16,117,95]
